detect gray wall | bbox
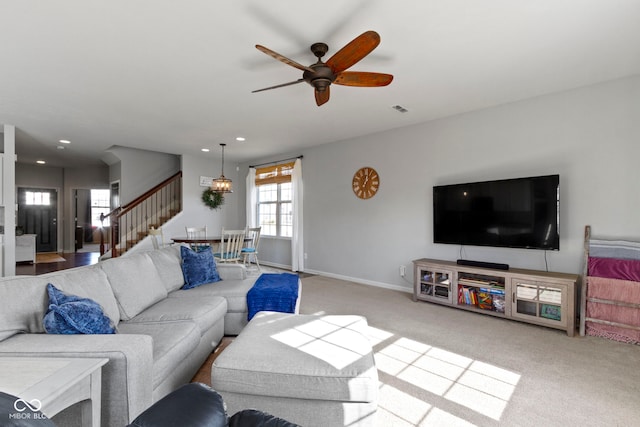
[105,146,180,204]
[128,151,244,252]
[241,75,640,292]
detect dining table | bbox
[170,236,251,252]
[172,236,224,245]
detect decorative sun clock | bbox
[352,167,380,199]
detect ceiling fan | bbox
[252,30,393,106]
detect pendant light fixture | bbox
[212,143,232,193]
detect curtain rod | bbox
[249,155,303,169]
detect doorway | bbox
[17,187,58,253]
[74,188,111,253]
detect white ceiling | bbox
[2,1,640,167]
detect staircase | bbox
[100,171,182,257]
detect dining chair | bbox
[185,226,208,251]
[148,226,165,250]
[214,228,246,263]
[242,226,261,271]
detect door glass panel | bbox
[516,284,538,300]
[540,304,562,321]
[421,270,435,283]
[435,272,450,285]
[538,287,562,304]
[516,300,537,316]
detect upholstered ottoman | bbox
[211,311,378,427]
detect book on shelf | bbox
[460,286,479,306]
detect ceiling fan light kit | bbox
[253,30,393,106]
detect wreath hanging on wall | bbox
[201,188,225,210]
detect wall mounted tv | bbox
[433,174,560,250]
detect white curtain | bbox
[246,168,257,228]
[291,158,304,272]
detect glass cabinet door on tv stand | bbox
[413,264,453,303]
[511,279,568,329]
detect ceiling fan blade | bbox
[326,31,380,74]
[252,79,305,93]
[315,87,330,106]
[255,45,315,73]
[334,71,394,87]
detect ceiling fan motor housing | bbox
[303,63,335,92]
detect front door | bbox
[17,187,58,252]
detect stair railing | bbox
[100,171,182,257]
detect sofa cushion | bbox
[117,320,201,389]
[0,277,51,341]
[146,245,185,293]
[127,296,227,337]
[180,246,220,289]
[43,283,117,335]
[168,279,254,315]
[100,253,168,321]
[42,264,121,326]
[216,264,247,281]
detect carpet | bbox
[193,273,640,426]
[36,253,66,263]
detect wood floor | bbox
[15,251,101,275]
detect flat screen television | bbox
[433,174,560,250]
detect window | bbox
[25,191,50,206]
[91,189,111,227]
[255,162,294,237]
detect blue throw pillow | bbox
[181,245,221,289]
[43,284,117,335]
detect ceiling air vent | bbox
[391,105,408,113]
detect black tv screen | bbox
[433,175,559,250]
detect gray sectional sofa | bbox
[0,244,258,427]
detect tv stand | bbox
[413,258,579,336]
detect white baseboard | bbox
[300,268,412,294]
[259,261,412,294]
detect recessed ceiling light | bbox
[57,146,65,150]
[201,148,210,152]
[36,160,46,164]
[236,137,246,142]
[59,139,71,144]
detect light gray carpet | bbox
[298,275,640,427]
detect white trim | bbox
[259,261,413,294]
[301,267,413,294]
[304,269,412,294]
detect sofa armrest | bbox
[217,264,247,281]
[127,383,227,427]
[0,333,154,427]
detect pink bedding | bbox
[588,257,640,282]
[585,276,640,343]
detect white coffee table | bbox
[0,357,108,426]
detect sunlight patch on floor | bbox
[372,328,520,423]
[377,383,433,426]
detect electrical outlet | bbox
[399,265,406,277]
